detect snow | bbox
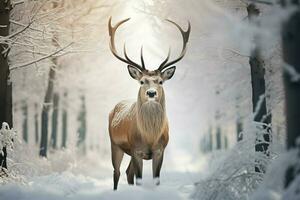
[4,173,196,200]
[0,148,201,200]
[0,131,202,199]
[283,62,300,82]
[193,133,263,199]
[0,123,18,156]
[250,149,300,200]
[0,172,195,200]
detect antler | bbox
[108,17,146,71]
[157,20,191,72]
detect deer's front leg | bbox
[152,146,164,185]
[132,149,143,185]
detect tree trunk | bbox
[216,126,221,150]
[39,63,56,157]
[61,91,68,149]
[34,103,39,144]
[247,3,272,173]
[250,48,272,173]
[21,100,28,143]
[208,126,213,151]
[281,5,300,188]
[224,135,228,149]
[236,96,243,142]
[77,94,87,154]
[0,0,11,171]
[39,1,60,156]
[51,92,59,149]
[236,119,243,142]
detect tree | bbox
[216,126,222,150]
[50,92,59,149]
[34,103,39,144]
[77,94,87,154]
[208,126,213,151]
[224,135,228,149]
[235,96,243,141]
[36,0,104,156]
[21,100,28,143]
[236,119,243,141]
[2,0,110,159]
[39,54,57,157]
[247,3,272,173]
[61,91,68,149]
[281,1,300,188]
[0,0,12,171]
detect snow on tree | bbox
[0,122,18,175]
[0,122,18,156]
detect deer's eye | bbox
[159,81,163,85]
[140,81,144,85]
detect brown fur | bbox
[109,92,169,155]
[137,89,167,144]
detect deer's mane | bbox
[136,91,167,143]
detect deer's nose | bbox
[146,90,157,98]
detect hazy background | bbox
[10,0,284,173]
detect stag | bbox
[108,17,190,190]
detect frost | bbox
[0,122,18,156]
[282,175,300,200]
[283,63,300,82]
[251,150,300,200]
[192,119,275,200]
[193,148,262,199]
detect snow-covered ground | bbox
[0,149,202,200]
[0,170,199,200]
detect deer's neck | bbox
[136,90,167,140]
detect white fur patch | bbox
[153,177,160,185]
[136,178,142,185]
[111,100,135,127]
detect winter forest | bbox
[0,0,300,199]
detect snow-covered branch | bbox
[283,62,300,82]
[7,0,106,72]
[247,0,276,5]
[0,123,18,157]
[10,42,74,70]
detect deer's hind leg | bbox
[111,143,124,190]
[126,158,135,185]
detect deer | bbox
[108,17,191,190]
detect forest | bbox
[0,0,299,199]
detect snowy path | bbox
[0,156,200,200]
[0,171,198,200]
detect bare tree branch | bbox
[10,42,73,70]
[225,48,250,58]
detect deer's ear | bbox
[127,65,142,80]
[162,66,176,81]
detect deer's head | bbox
[108,17,190,103]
